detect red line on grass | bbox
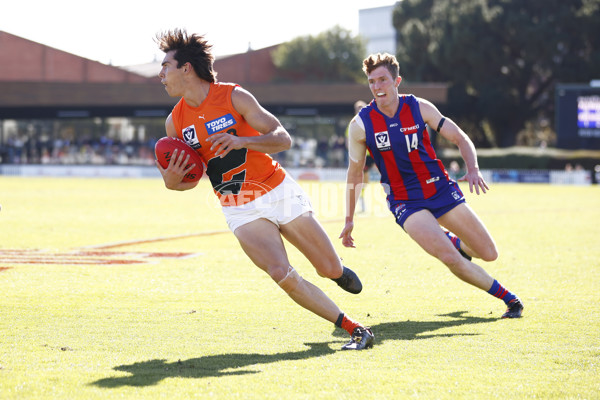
[0,218,346,266]
[81,218,345,250]
[0,249,200,266]
[2,258,145,265]
[81,230,231,250]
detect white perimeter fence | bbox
[0,164,594,185]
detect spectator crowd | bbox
[0,133,350,168]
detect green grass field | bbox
[1,176,599,399]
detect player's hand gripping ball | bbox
[155,137,205,183]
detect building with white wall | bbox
[359,4,397,55]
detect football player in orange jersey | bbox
[154,29,373,350]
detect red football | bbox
[154,137,205,182]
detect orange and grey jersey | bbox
[171,82,286,206]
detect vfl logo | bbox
[205,114,236,135]
[182,125,202,149]
[375,131,391,151]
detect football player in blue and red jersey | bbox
[340,53,523,318]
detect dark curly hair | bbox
[155,28,217,83]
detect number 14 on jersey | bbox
[405,133,418,152]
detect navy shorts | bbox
[388,181,466,229]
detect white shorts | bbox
[222,175,313,233]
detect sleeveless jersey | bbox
[170,82,286,206]
[359,94,450,202]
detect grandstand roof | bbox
[0,31,447,119]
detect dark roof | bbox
[0,31,447,119]
[0,31,152,83]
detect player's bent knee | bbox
[277,266,304,293]
[479,246,499,262]
[314,261,343,279]
[482,251,498,262]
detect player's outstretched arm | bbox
[419,98,489,195]
[340,118,368,248]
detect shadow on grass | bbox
[91,311,493,388]
[332,310,496,342]
[90,341,336,388]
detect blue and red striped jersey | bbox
[359,95,450,201]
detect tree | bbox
[272,26,366,83]
[394,0,600,147]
